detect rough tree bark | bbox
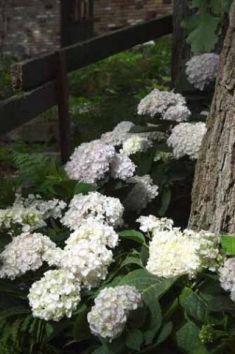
[189,0,235,234]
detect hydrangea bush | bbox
[0,87,235,354]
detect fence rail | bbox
[0,15,173,161]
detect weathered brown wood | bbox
[0,82,56,136]
[56,51,71,163]
[189,1,235,233]
[12,15,173,91]
[60,0,94,47]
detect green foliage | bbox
[68,37,171,143]
[0,57,14,100]
[183,0,232,53]
[221,235,235,255]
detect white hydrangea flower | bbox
[87,286,142,340]
[125,175,159,212]
[28,269,81,321]
[137,88,190,121]
[66,218,119,249]
[122,135,152,156]
[43,247,64,267]
[65,140,116,184]
[61,192,124,230]
[137,215,174,233]
[22,194,66,220]
[147,227,220,279]
[0,232,56,279]
[0,194,66,233]
[167,122,207,159]
[163,104,191,122]
[61,240,114,289]
[100,121,134,146]
[219,258,235,301]
[110,153,136,181]
[186,53,219,91]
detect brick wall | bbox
[94,0,172,33]
[0,0,172,58]
[0,0,60,58]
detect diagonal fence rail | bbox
[0,15,172,161]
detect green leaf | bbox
[158,188,171,216]
[92,346,110,354]
[143,293,162,345]
[74,182,96,195]
[121,255,143,268]
[119,230,146,245]
[73,304,91,342]
[176,321,199,352]
[180,287,207,322]
[0,307,30,319]
[221,235,235,254]
[201,293,235,313]
[118,269,176,298]
[156,322,173,345]
[126,328,143,351]
[186,13,220,53]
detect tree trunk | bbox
[189,0,235,234]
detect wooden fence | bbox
[0,15,172,162]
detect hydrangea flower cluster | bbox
[28,269,81,321]
[186,53,219,91]
[122,135,152,156]
[66,218,119,249]
[61,192,124,230]
[137,88,191,121]
[125,175,159,212]
[167,122,207,159]
[55,219,119,288]
[137,214,174,233]
[145,217,221,278]
[219,258,235,302]
[101,121,135,146]
[87,286,142,340]
[65,140,116,184]
[110,153,136,181]
[0,194,66,233]
[0,232,57,279]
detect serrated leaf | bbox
[118,269,176,298]
[221,235,235,254]
[176,321,200,352]
[119,230,146,245]
[126,328,143,351]
[186,13,220,53]
[180,287,207,322]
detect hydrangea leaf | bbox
[186,13,220,53]
[155,321,173,345]
[221,235,235,254]
[176,321,209,354]
[143,294,162,345]
[118,269,176,298]
[119,230,146,245]
[126,328,144,351]
[180,287,207,322]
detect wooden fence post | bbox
[56,50,71,163]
